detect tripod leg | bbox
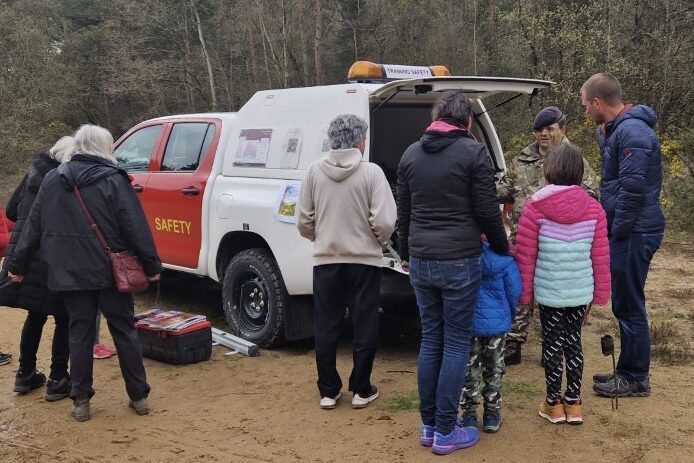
[611,353,618,410]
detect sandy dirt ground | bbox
[1,237,693,463]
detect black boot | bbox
[14,370,46,394]
[504,341,522,366]
[45,375,71,402]
[71,396,91,422]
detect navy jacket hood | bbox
[606,104,657,136]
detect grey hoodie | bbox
[297,148,397,267]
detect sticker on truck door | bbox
[233,128,273,166]
[274,181,301,223]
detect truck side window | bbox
[114,125,162,172]
[161,123,215,172]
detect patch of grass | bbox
[650,321,693,365]
[664,287,694,301]
[589,309,611,320]
[650,321,678,346]
[652,342,693,365]
[594,319,619,336]
[612,421,645,440]
[622,443,646,463]
[383,391,419,412]
[504,379,543,399]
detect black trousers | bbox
[313,263,381,398]
[19,310,70,380]
[539,304,587,401]
[61,288,150,401]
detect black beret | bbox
[533,106,564,130]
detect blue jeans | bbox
[410,256,482,435]
[610,233,663,381]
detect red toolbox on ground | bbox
[136,320,212,365]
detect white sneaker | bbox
[352,385,379,409]
[320,392,342,409]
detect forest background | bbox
[1,0,692,229]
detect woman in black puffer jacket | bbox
[2,137,74,401]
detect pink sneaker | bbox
[102,345,117,356]
[93,344,116,359]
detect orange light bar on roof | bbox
[347,61,384,80]
[347,61,451,81]
[430,65,451,77]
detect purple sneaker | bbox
[420,424,435,447]
[432,426,480,455]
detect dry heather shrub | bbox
[650,321,693,365]
[650,321,677,345]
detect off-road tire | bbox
[222,248,286,347]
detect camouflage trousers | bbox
[460,336,505,415]
[506,303,536,344]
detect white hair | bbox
[70,124,116,165]
[328,114,368,150]
[49,136,76,163]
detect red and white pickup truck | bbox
[114,61,552,347]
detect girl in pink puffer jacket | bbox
[515,144,610,426]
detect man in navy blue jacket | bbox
[580,73,665,398]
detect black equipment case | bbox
[136,320,212,365]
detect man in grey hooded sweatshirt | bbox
[297,114,396,410]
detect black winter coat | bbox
[397,128,508,261]
[1,153,64,314]
[8,154,162,291]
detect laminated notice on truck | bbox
[274,181,301,223]
[234,128,273,166]
[280,128,303,169]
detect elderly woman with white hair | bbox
[1,136,75,401]
[8,124,162,422]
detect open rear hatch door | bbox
[369,76,554,101]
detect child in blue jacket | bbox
[460,240,522,432]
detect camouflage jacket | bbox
[497,137,600,240]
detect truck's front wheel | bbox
[222,248,286,347]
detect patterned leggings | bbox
[539,305,587,401]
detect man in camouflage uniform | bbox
[497,106,600,365]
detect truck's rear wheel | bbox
[222,248,286,347]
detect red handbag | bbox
[73,187,149,293]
